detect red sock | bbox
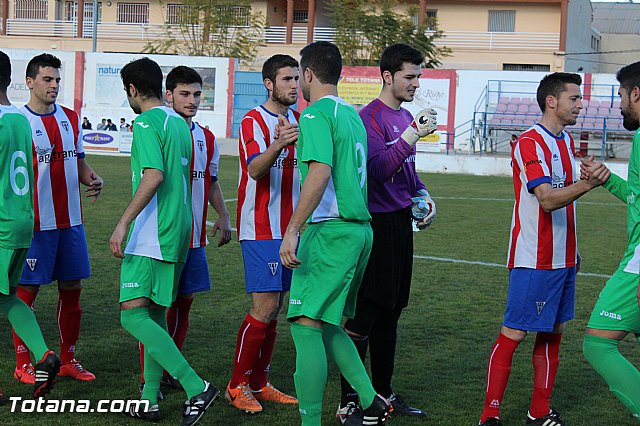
[230,314,268,388]
[139,342,145,384]
[167,296,193,350]
[250,320,277,390]
[12,287,38,368]
[529,333,562,418]
[57,288,82,364]
[480,333,521,422]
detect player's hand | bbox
[415,190,436,229]
[401,108,437,147]
[109,223,127,259]
[85,172,103,204]
[211,213,232,247]
[583,159,610,188]
[280,230,301,269]
[275,115,298,149]
[576,253,581,274]
[579,155,595,180]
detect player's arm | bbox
[78,157,104,204]
[280,161,331,269]
[247,115,298,180]
[109,168,163,258]
[581,155,629,203]
[208,180,232,246]
[533,163,610,212]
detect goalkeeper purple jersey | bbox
[359,98,426,213]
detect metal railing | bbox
[431,31,558,51]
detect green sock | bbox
[0,294,48,361]
[121,308,204,399]
[322,324,377,409]
[141,308,167,404]
[584,334,640,420]
[290,322,327,426]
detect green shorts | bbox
[119,254,184,307]
[287,220,373,326]
[587,269,640,333]
[0,247,28,295]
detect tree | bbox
[144,0,265,62]
[327,0,450,67]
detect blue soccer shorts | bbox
[21,225,91,284]
[177,247,211,296]
[503,266,576,332]
[240,239,292,294]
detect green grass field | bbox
[0,154,636,425]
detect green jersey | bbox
[0,105,34,249]
[298,96,371,223]
[125,106,192,263]
[603,128,640,274]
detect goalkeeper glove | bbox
[414,188,436,229]
[401,108,438,147]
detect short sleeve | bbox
[240,117,267,164]
[209,138,220,179]
[133,118,164,173]
[514,136,551,193]
[299,110,333,167]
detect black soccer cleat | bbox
[479,417,503,426]
[161,374,183,390]
[336,401,363,425]
[33,350,61,398]
[526,409,565,426]
[362,394,393,426]
[182,380,220,426]
[389,393,427,417]
[123,402,161,422]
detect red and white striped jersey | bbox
[189,122,219,248]
[20,104,85,231]
[237,106,300,241]
[508,123,578,269]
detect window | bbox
[503,63,550,72]
[413,9,438,30]
[591,35,600,51]
[216,4,250,26]
[488,10,515,32]
[64,1,102,23]
[117,2,149,24]
[166,4,192,25]
[14,0,48,19]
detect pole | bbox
[92,0,98,51]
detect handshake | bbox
[402,108,438,147]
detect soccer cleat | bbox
[362,394,393,425]
[225,382,263,413]
[124,403,161,422]
[58,359,96,381]
[252,382,298,404]
[139,383,164,402]
[336,402,363,425]
[33,350,61,398]
[14,363,36,385]
[182,380,220,426]
[526,409,565,426]
[388,393,427,417]
[479,418,503,426]
[161,374,183,390]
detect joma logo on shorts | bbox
[600,310,622,320]
[121,282,139,289]
[290,299,301,305]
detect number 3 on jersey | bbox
[355,142,366,189]
[10,150,29,196]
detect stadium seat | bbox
[585,107,598,117]
[521,98,533,105]
[597,107,610,117]
[590,99,601,108]
[517,104,529,114]
[510,97,521,105]
[496,103,507,113]
[507,104,518,113]
[499,97,509,105]
[581,99,590,109]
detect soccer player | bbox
[0,50,60,400]
[337,43,436,424]
[138,65,232,390]
[13,53,103,384]
[582,61,640,420]
[279,41,392,426]
[227,54,300,413]
[110,57,217,424]
[478,73,610,426]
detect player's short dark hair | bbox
[166,66,203,93]
[379,44,424,77]
[26,53,61,80]
[120,57,162,100]
[536,72,582,112]
[300,41,342,85]
[0,51,11,91]
[262,55,299,83]
[617,61,640,93]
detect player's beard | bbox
[272,88,297,107]
[622,107,640,131]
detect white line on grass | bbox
[435,196,622,207]
[413,255,611,279]
[224,198,238,203]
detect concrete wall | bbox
[565,0,599,73]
